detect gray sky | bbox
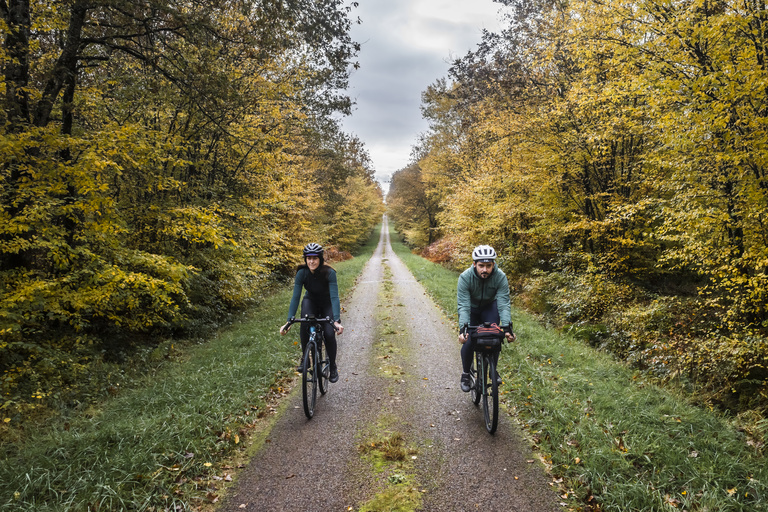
[339,0,506,192]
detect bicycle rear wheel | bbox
[318,337,330,395]
[302,341,317,418]
[470,352,481,405]
[482,354,499,434]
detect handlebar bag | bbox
[474,323,503,350]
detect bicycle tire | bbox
[318,335,330,395]
[470,352,481,405]
[302,340,317,419]
[483,355,499,434]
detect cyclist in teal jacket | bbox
[457,245,515,392]
[280,243,344,382]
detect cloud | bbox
[341,0,504,179]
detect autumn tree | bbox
[0,0,381,411]
[387,163,441,247]
[397,0,768,410]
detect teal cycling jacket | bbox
[457,265,512,329]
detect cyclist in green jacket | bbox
[457,245,515,392]
[280,243,344,382]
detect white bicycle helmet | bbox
[472,245,497,262]
[303,243,324,257]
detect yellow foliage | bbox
[1,0,368,412]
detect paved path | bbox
[221,219,560,511]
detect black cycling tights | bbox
[300,297,337,368]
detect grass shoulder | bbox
[387,224,768,511]
[0,224,382,511]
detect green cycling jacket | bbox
[457,264,512,329]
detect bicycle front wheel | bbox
[482,354,499,434]
[302,342,318,419]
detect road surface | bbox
[221,219,560,511]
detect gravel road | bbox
[220,219,561,511]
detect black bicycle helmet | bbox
[472,245,497,262]
[303,243,324,257]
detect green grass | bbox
[0,225,382,512]
[354,253,422,512]
[388,224,768,511]
[356,417,421,512]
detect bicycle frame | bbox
[464,323,510,434]
[287,315,334,419]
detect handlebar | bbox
[285,316,339,333]
[461,322,513,336]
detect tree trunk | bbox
[2,0,31,128]
[34,0,88,128]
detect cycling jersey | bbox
[457,265,511,329]
[287,266,341,322]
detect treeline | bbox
[0,1,383,417]
[389,0,768,415]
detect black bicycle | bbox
[287,315,334,418]
[464,323,511,434]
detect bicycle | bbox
[286,315,335,418]
[463,322,512,434]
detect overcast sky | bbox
[339,0,507,193]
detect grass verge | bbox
[355,260,422,512]
[357,421,421,512]
[388,223,768,511]
[0,225,382,512]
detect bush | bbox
[419,237,461,269]
[517,270,768,414]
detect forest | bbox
[0,0,384,420]
[388,0,768,418]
